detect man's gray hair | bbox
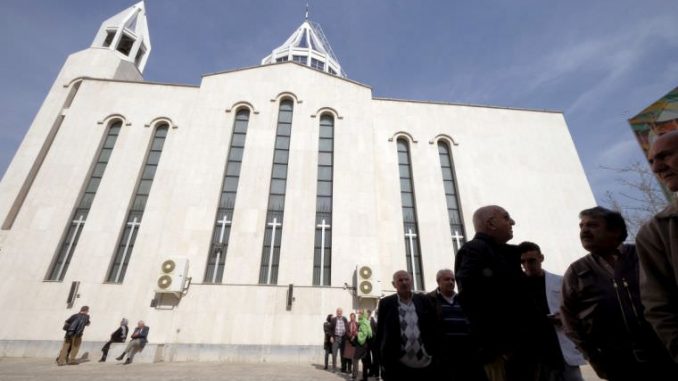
[436,268,454,282]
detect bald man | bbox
[375,270,436,381]
[637,130,678,364]
[454,205,541,381]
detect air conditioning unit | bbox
[155,257,189,294]
[356,264,380,298]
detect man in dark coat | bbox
[375,270,436,381]
[454,205,543,381]
[99,318,129,362]
[57,305,90,366]
[427,268,487,381]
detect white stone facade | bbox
[0,6,595,363]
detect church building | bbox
[0,2,595,362]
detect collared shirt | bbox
[334,317,346,337]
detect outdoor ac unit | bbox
[155,257,189,294]
[356,264,380,298]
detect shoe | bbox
[124,358,132,365]
[67,361,79,365]
[99,357,106,362]
[115,354,125,361]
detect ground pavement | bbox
[0,357,602,381]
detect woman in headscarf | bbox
[352,310,373,381]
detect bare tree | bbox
[602,161,670,240]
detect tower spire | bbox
[305,3,309,20]
[261,14,346,77]
[91,1,152,73]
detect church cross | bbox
[451,230,464,251]
[55,214,87,280]
[405,228,418,291]
[114,216,141,283]
[216,214,232,244]
[211,214,232,283]
[266,217,282,284]
[316,219,331,285]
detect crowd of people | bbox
[322,131,678,381]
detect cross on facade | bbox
[211,214,232,283]
[114,216,141,283]
[55,214,87,280]
[316,219,331,285]
[405,228,418,291]
[266,217,282,284]
[451,230,464,251]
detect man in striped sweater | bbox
[428,269,487,381]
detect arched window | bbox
[397,138,424,290]
[313,114,334,286]
[437,141,466,254]
[259,100,294,284]
[204,108,250,283]
[107,125,168,283]
[46,120,122,281]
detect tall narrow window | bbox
[259,100,293,285]
[313,114,334,286]
[437,142,466,254]
[106,125,168,283]
[204,109,250,283]
[397,139,424,291]
[46,121,122,281]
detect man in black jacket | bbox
[57,305,90,366]
[99,318,129,362]
[455,205,542,381]
[376,270,436,381]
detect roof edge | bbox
[372,96,563,114]
[202,61,371,90]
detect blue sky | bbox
[1,0,677,208]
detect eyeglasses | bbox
[521,258,538,264]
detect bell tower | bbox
[0,1,152,230]
[91,1,152,73]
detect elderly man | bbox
[561,207,676,381]
[376,270,436,381]
[636,130,678,364]
[115,320,149,364]
[518,241,585,381]
[427,269,486,381]
[329,307,349,372]
[454,205,541,381]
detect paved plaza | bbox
[0,357,602,381]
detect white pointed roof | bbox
[91,1,151,73]
[261,18,346,77]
